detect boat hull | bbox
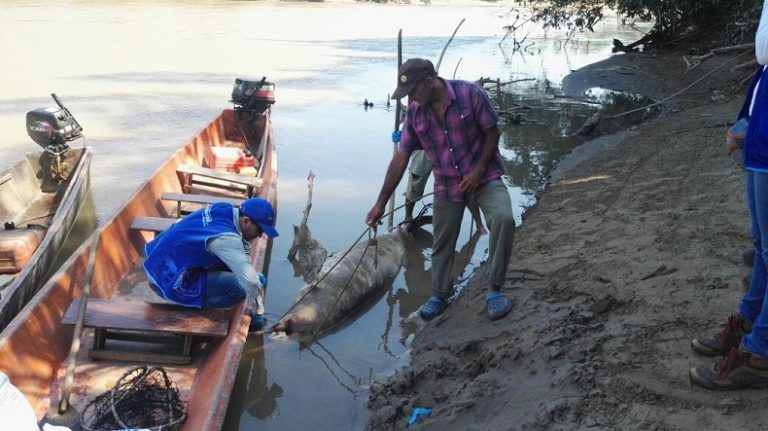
[0,147,93,332]
[0,109,276,431]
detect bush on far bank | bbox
[514,0,761,51]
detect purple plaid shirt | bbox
[399,79,505,202]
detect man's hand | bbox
[366,205,385,227]
[460,169,482,193]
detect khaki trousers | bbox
[431,179,515,298]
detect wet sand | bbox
[367,52,768,430]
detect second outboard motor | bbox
[25,94,84,183]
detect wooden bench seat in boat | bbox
[62,299,230,365]
[160,191,245,218]
[130,216,177,235]
[177,164,262,198]
[0,226,46,274]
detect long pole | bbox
[388,30,402,230]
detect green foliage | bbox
[516,0,760,45]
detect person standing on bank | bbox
[143,197,279,332]
[365,58,516,321]
[689,1,768,389]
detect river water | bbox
[0,1,654,430]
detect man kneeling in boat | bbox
[143,197,279,332]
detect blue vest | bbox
[740,65,768,172]
[143,202,240,307]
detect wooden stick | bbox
[299,170,315,228]
[387,30,402,230]
[685,42,755,70]
[59,234,100,414]
[733,59,758,71]
[435,18,465,73]
[711,43,755,54]
[288,171,316,261]
[478,77,535,87]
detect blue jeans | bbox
[204,271,246,308]
[739,170,768,357]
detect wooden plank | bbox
[62,299,230,337]
[161,192,245,206]
[89,347,192,365]
[130,216,177,233]
[182,183,251,199]
[177,164,262,189]
[161,192,246,218]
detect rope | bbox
[270,190,439,330]
[309,239,374,342]
[81,366,186,431]
[608,49,753,120]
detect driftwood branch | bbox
[683,42,755,71]
[553,94,601,105]
[612,35,653,53]
[733,59,758,71]
[478,77,536,87]
[499,15,533,47]
[299,170,315,227]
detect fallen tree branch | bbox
[612,35,653,53]
[477,77,536,87]
[553,94,601,105]
[684,42,755,71]
[732,59,758,71]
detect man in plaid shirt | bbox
[366,58,516,321]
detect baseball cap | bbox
[239,198,279,238]
[391,58,436,100]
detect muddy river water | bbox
[0,1,655,429]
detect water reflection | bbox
[495,82,661,199]
[224,334,283,428]
[305,341,366,398]
[390,226,484,345]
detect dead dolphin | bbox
[272,224,418,338]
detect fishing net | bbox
[80,366,187,431]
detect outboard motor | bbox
[231,77,275,114]
[26,93,83,183]
[230,77,275,158]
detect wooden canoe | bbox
[0,107,276,430]
[0,146,93,332]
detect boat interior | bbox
[0,148,88,286]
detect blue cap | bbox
[239,198,279,238]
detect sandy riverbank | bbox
[366,51,768,430]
